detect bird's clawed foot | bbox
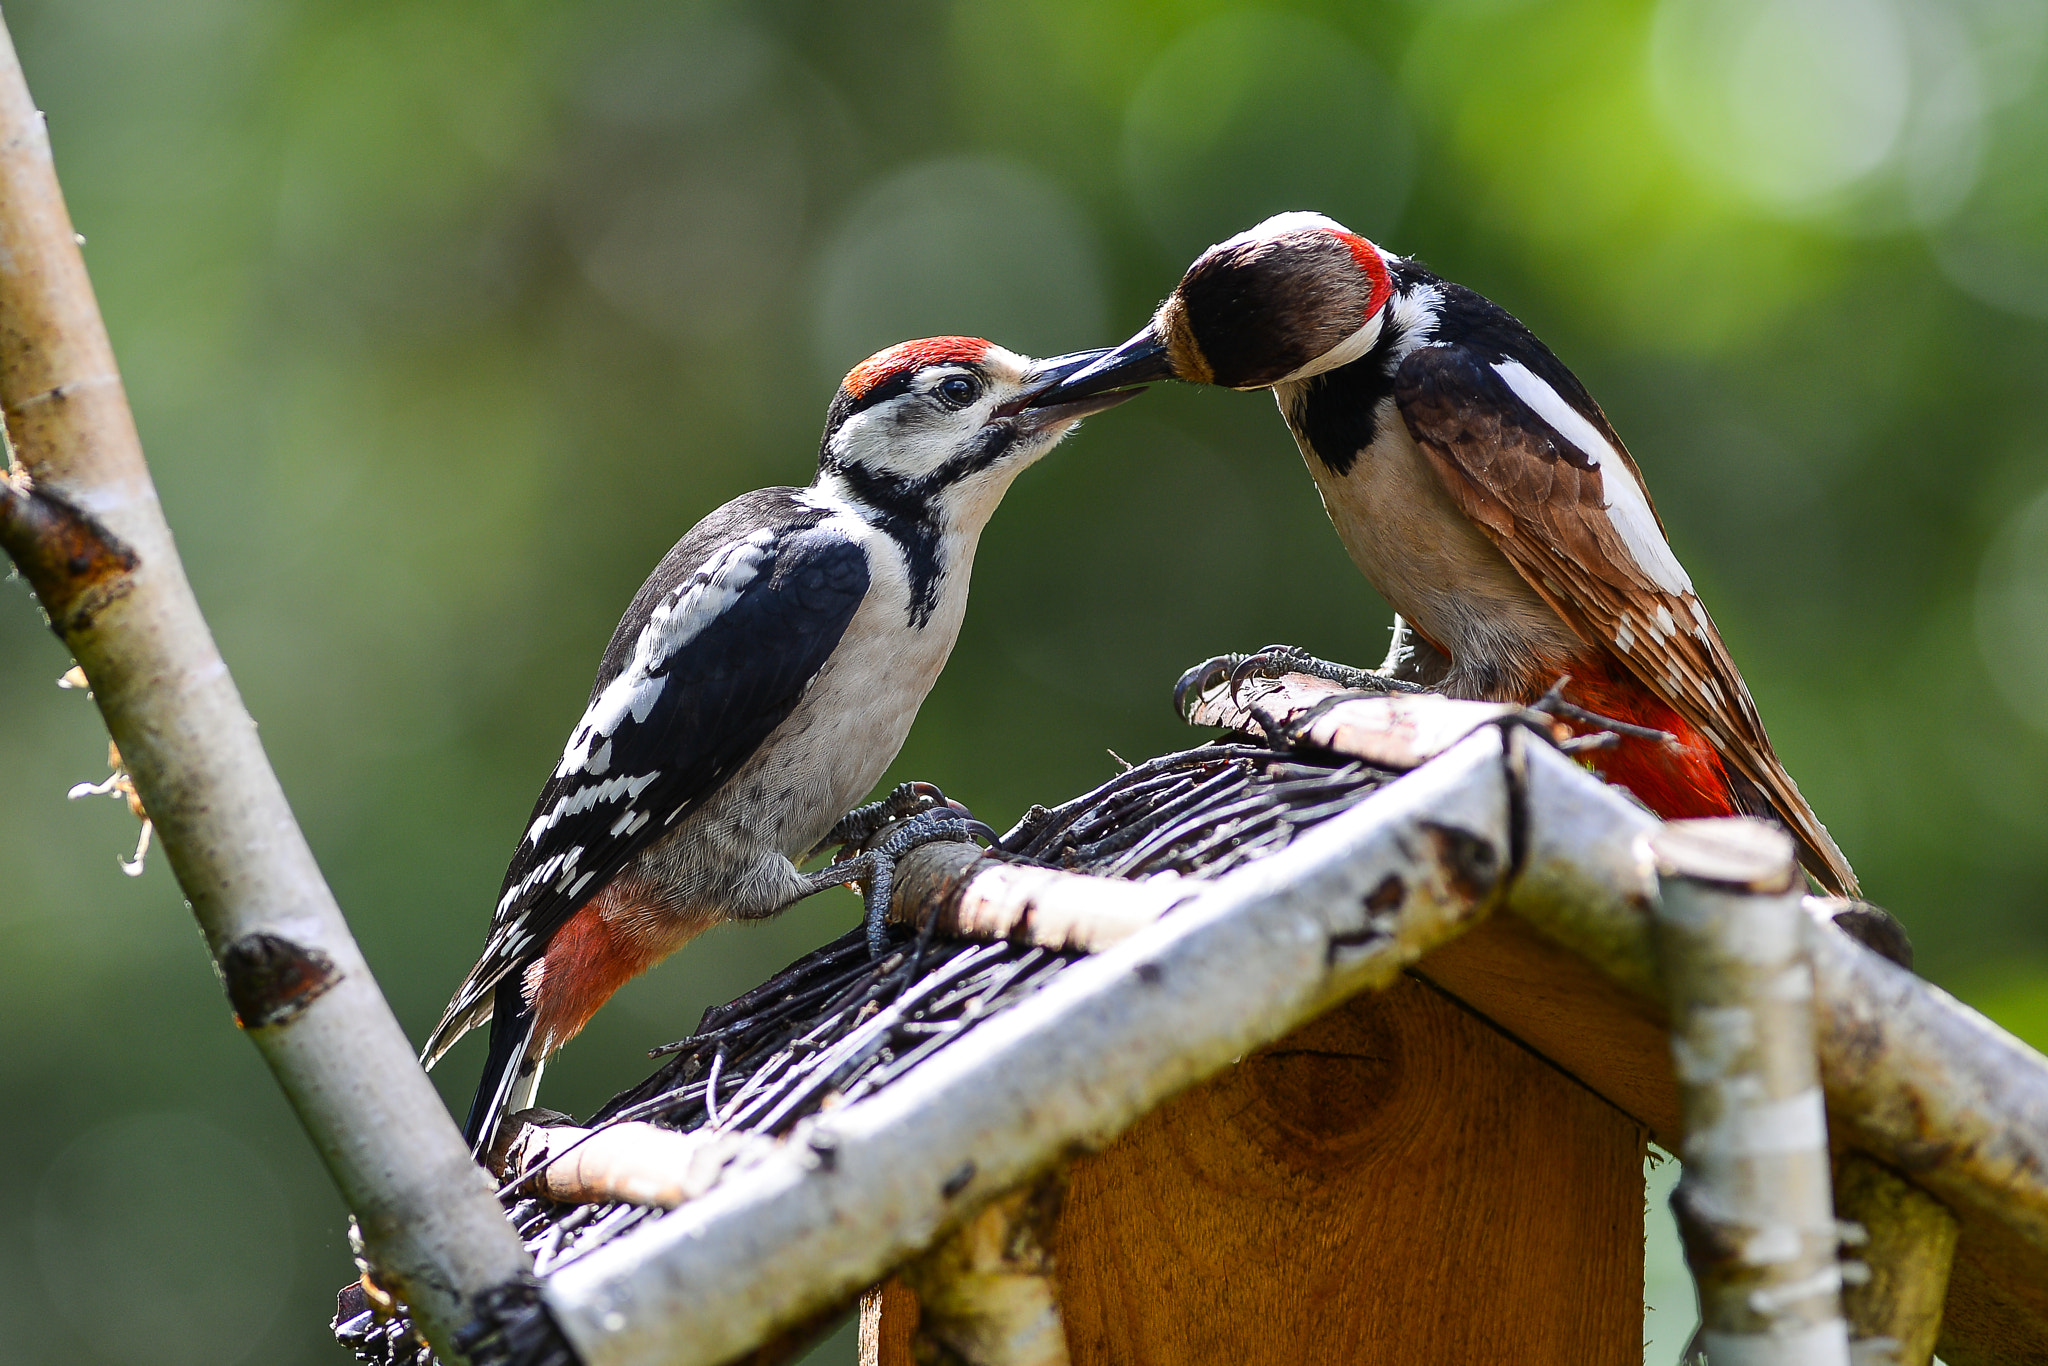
[807,780,953,863]
[804,782,997,958]
[1174,643,1422,719]
[851,806,993,958]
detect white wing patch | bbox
[524,770,660,847]
[1490,360,1694,598]
[553,530,776,781]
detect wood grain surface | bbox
[868,976,1646,1365]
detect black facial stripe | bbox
[1294,349,1398,477]
[827,461,945,626]
[828,419,1024,626]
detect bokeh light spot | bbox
[1932,77,2048,318]
[1121,11,1414,263]
[33,1113,293,1366]
[1650,0,1911,212]
[1976,480,2048,732]
[812,155,1106,377]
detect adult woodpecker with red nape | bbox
[423,338,1134,1152]
[1034,212,1857,897]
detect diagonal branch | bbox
[0,17,530,1357]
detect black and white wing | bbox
[422,491,870,1065]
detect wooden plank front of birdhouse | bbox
[868,975,1648,1364]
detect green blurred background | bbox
[2,0,2044,1361]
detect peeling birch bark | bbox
[1833,1152,1956,1366]
[539,729,1513,1366]
[898,1175,1070,1366]
[886,847,1191,952]
[495,1116,748,1211]
[0,19,528,1355]
[1505,741,2048,1269]
[1652,820,1850,1366]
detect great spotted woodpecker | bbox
[1036,212,1857,897]
[423,338,1131,1151]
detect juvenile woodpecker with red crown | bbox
[1035,212,1857,896]
[422,338,1131,1152]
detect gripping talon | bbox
[1227,652,1281,705]
[1221,642,1423,701]
[808,780,950,863]
[1173,655,1243,719]
[858,807,986,958]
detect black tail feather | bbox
[464,977,536,1153]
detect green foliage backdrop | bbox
[2,1,2044,1362]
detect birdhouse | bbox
[337,677,2048,1366]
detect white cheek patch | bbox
[1271,311,1385,386]
[830,401,960,480]
[1490,360,1694,598]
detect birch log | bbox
[0,19,529,1355]
[897,1175,1070,1366]
[1652,820,1851,1366]
[1832,1153,1957,1366]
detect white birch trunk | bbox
[1652,820,1850,1366]
[0,19,528,1355]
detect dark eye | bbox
[936,375,981,408]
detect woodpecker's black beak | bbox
[1006,382,1144,435]
[1025,328,1176,406]
[1026,348,1119,390]
[991,348,1146,430]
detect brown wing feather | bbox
[1394,345,1858,896]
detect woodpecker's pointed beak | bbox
[989,347,1147,432]
[1006,382,1145,435]
[1026,348,1119,389]
[1026,328,1176,406]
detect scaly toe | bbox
[1174,654,1243,719]
[1228,650,1288,705]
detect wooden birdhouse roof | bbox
[335,677,2048,1366]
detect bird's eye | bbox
[936,375,982,408]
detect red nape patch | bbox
[1328,230,1393,321]
[842,336,991,400]
[1556,659,1740,822]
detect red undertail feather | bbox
[522,885,710,1061]
[1555,657,1740,823]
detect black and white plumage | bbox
[422,337,1131,1151]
